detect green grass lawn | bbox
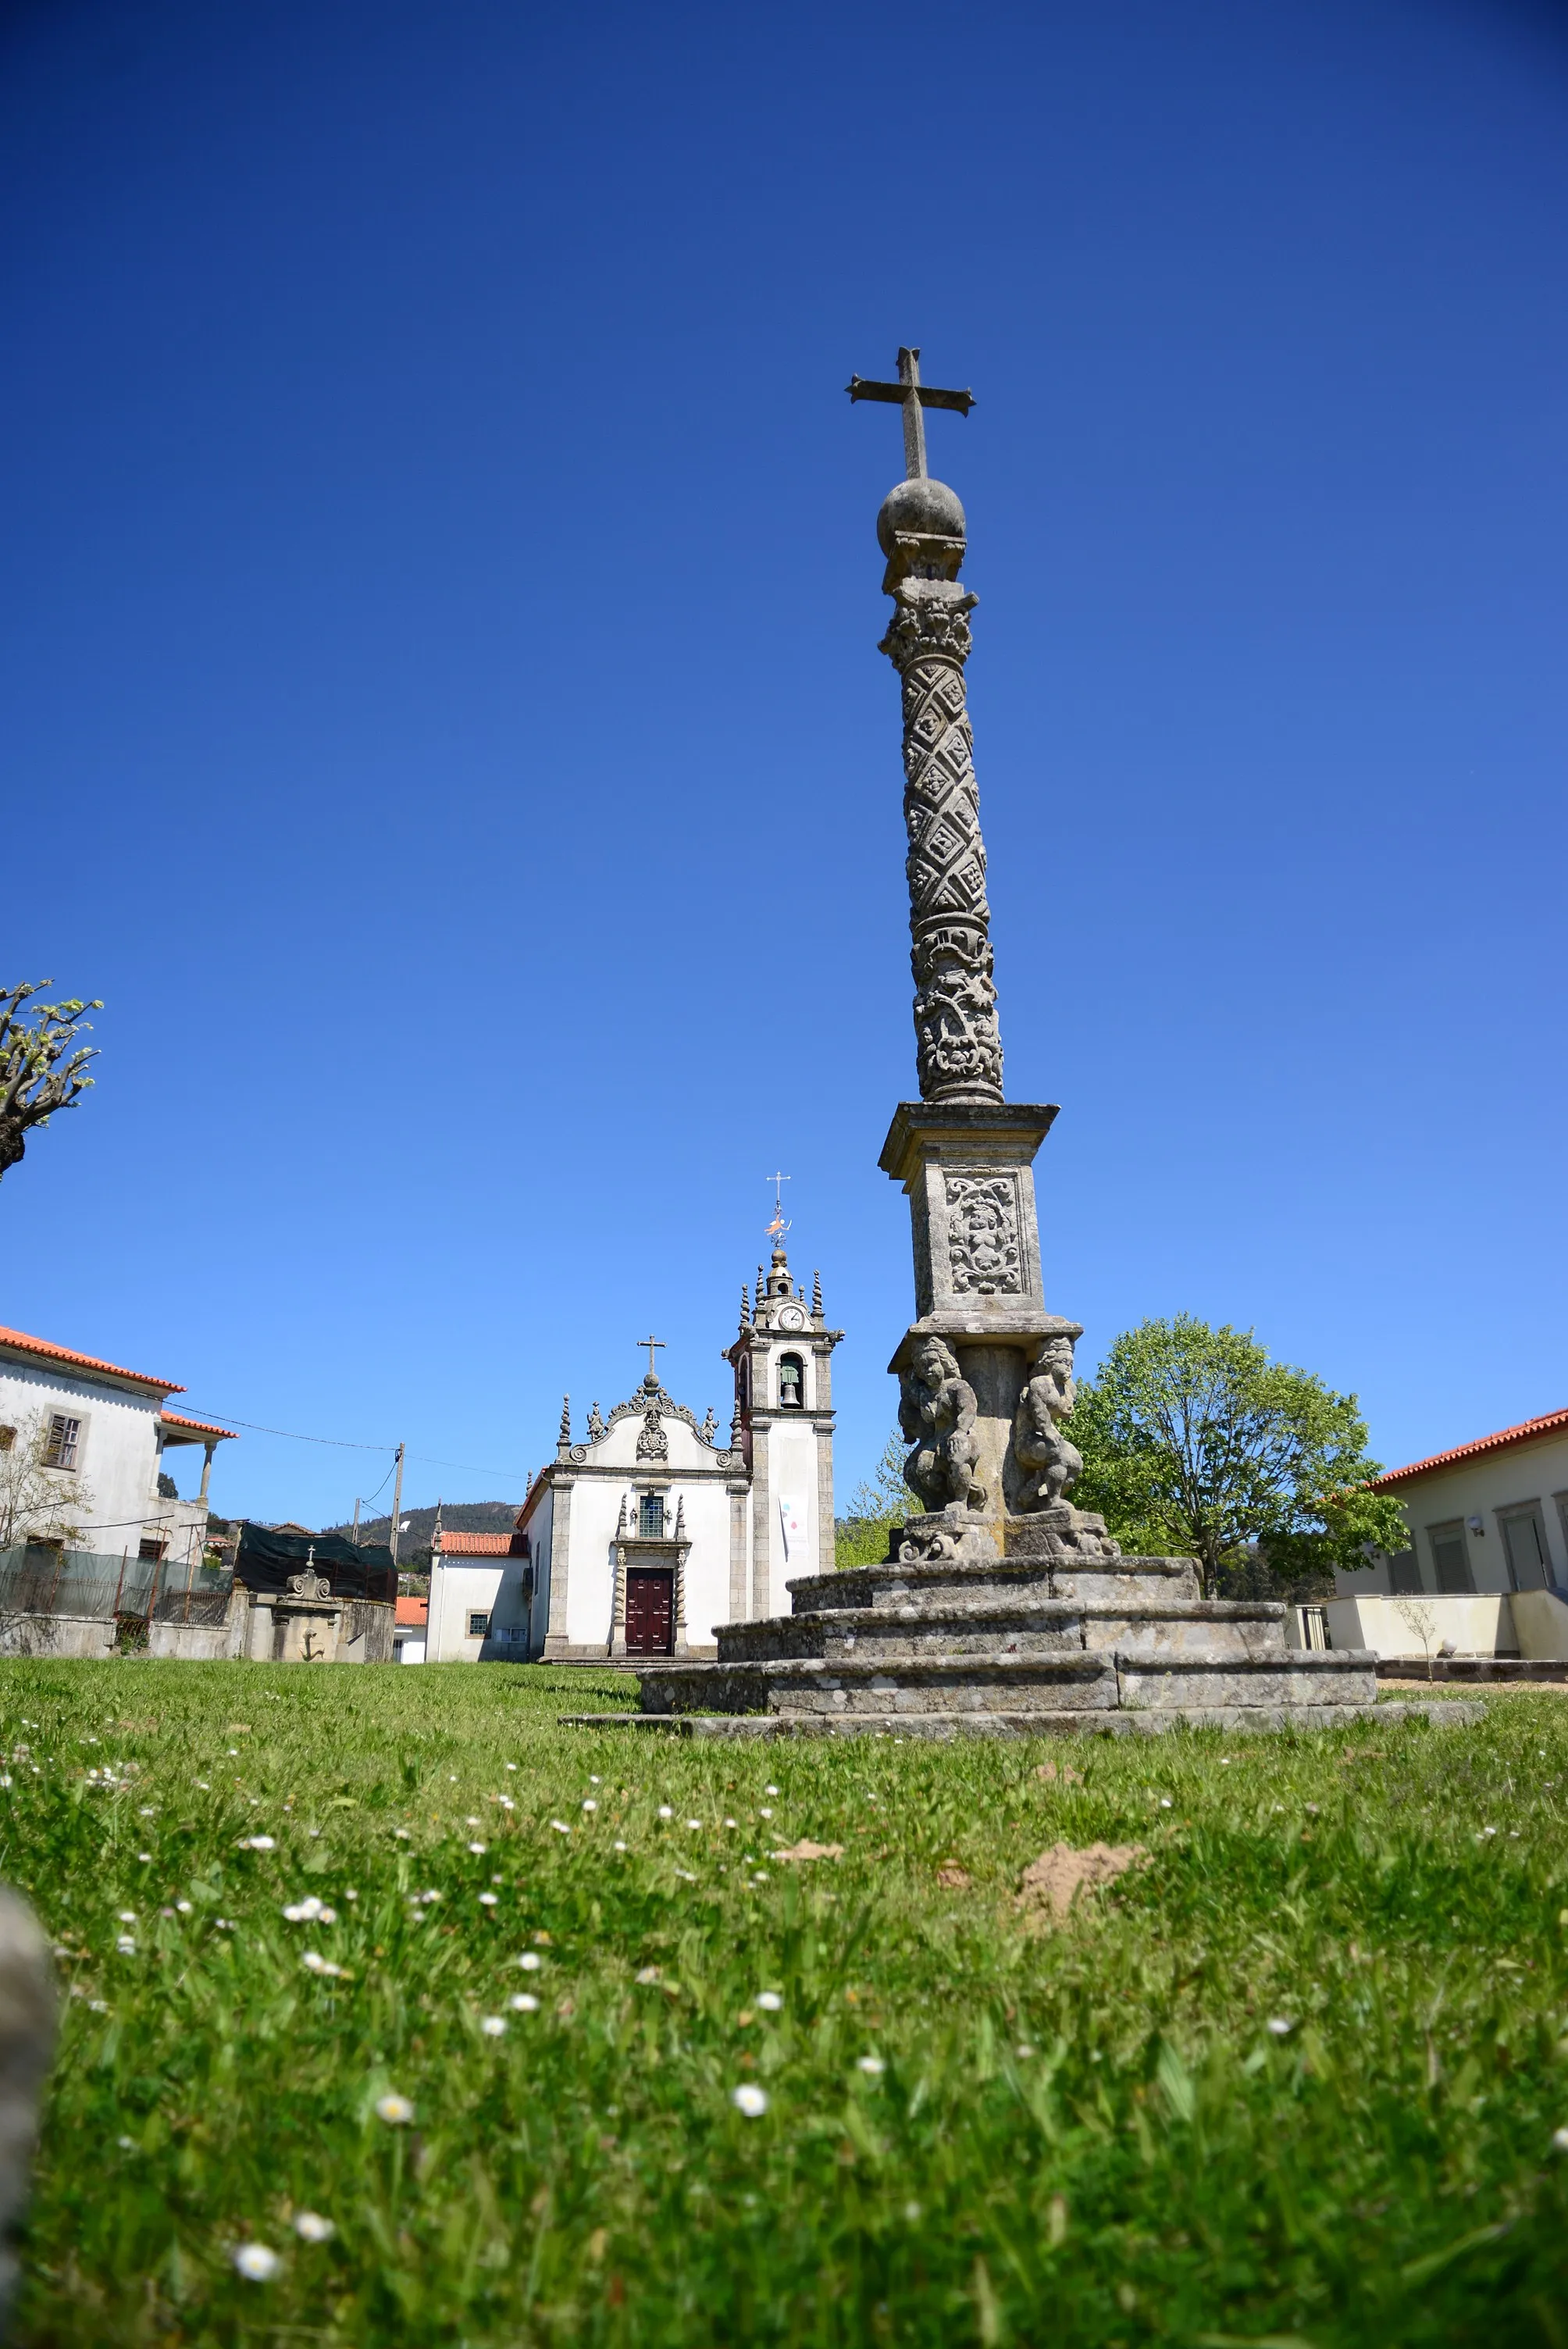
[4,1660,1566,2347]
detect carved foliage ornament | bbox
[945,1174,1021,1296]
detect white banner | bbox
[778,1494,806,1559]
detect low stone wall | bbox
[1325,1588,1568,1663]
[0,1595,396,1663]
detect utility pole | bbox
[389,1444,405,1568]
[351,1497,361,1546]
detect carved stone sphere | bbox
[877,475,966,556]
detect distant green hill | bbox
[321,1499,519,1573]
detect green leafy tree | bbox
[0,981,102,1182]
[1068,1314,1404,1599]
[835,1427,909,1568]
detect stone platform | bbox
[561,1504,1481,1740]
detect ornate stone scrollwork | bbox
[945,1174,1021,1296]
[898,1333,986,1512]
[880,576,1004,1105]
[1012,1334,1085,1513]
[285,1567,331,1601]
[568,1445,589,1466]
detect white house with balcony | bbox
[1327,1406,1568,1662]
[0,1323,236,1571]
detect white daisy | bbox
[518,1952,543,1971]
[756,1991,783,2012]
[731,2083,768,2117]
[479,2016,508,2037]
[509,1992,540,2013]
[293,2212,333,2242]
[233,2244,280,2281]
[375,2093,413,2125]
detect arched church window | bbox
[638,1493,665,1538]
[779,1353,805,1409]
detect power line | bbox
[183,1412,389,1452]
[184,1414,535,1486]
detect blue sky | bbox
[3,0,1564,1528]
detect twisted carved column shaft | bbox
[880,578,1004,1104]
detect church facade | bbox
[433,1246,842,1659]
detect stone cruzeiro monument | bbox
[586,348,1466,1739]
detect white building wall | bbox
[1338,1431,1568,1599]
[427,1561,504,1660]
[564,1477,625,1650]
[764,1421,819,1620]
[527,1487,554,1657]
[0,1360,162,1552]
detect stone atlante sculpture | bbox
[899,1335,986,1512]
[1011,1331,1084,1513]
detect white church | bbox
[426,1242,842,1660]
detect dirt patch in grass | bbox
[1017,1841,1147,1925]
[769,1838,844,1862]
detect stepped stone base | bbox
[560,1699,1481,1739]
[560,1502,1479,1741]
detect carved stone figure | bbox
[698,1407,718,1444]
[1012,1335,1083,1513]
[635,1404,668,1462]
[879,573,1004,1106]
[899,1334,986,1511]
[586,1402,607,1442]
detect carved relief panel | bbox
[943,1174,1022,1296]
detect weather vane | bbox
[764,1171,792,1249]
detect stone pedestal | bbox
[880,1099,1096,1546]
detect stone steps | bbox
[635,1647,1377,1720]
[561,1697,1481,1740]
[718,1598,1292,1666]
[785,1555,1203,1612]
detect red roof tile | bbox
[0,1324,184,1395]
[395,1595,429,1627]
[438,1531,515,1556]
[1370,1406,1568,1488]
[160,1410,238,1442]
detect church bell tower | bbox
[725,1239,843,1620]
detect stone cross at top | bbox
[636,1333,665,1379]
[846,347,975,482]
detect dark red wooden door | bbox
[625,1569,674,1654]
